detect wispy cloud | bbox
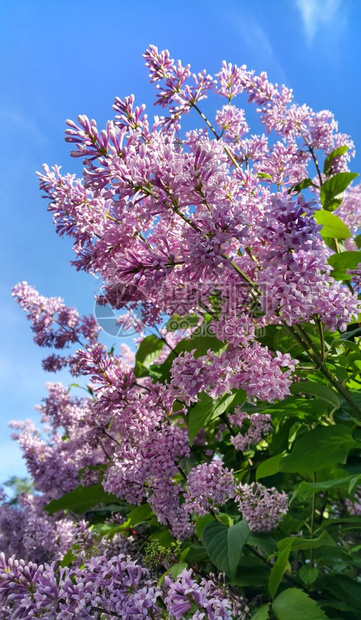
[295,0,346,43]
[0,109,47,145]
[227,12,287,85]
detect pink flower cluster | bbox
[0,552,250,620]
[164,568,249,619]
[0,552,161,619]
[5,45,360,614]
[32,45,359,358]
[229,409,272,452]
[12,282,99,373]
[235,482,288,531]
[0,490,75,564]
[184,461,236,516]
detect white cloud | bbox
[0,109,47,145]
[295,0,345,42]
[228,13,287,84]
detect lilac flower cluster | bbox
[229,409,272,452]
[31,46,359,375]
[170,344,297,405]
[9,385,104,499]
[235,482,288,531]
[104,423,193,539]
[0,490,75,564]
[0,552,161,619]
[164,568,249,620]
[0,551,251,620]
[12,282,99,373]
[6,45,360,614]
[184,461,236,516]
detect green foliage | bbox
[272,588,328,620]
[291,178,314,193]
[320,172,358,211]
[268,539,293,598]
[202,519,250,579]
[135,334,165,369]
[148,330,226,382]
[44,188,361,616]
[250,605,271,620]
[44,483,119,515]
[279,424,356,474]
[289,381,340,408]
[314,210,352,238]
[323,146,349,176]
[188,389,246,440]
[329,253,361,285]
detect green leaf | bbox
[320,575,361,611]
[328,251,361,280]
[128,503,153,526]
[323,146,349,176]
[169,562,188,579]
[149,526,174,546]
[173,332,226,359]
[228,520,250,576]
[166,314,200,331]
[328,250,361,271]
[195,514,214,537]
[290,382,340,409]
[300,565,318,587]
[44,484,119,515]
[135,334,165,369]
[268,540,292,599]
[251,604,270,620]
[291,178,314,193]
[184,545,209,563]
[272,588,328,620]
[188,389,246,441]
[232,555,270,587]
[292,475,360,501]
[314,210,352,239]
[355,234,361,249]
[203,519,250,578]
[278,531,336,552]
[134,361,150,378]
[256,454,284,479]
[258,172,273,180]
[320,172,358,210]
[280,425,356,474]
[248,533,278,555]
[60,548,77,567]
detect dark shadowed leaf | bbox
[203,519,250,578]
[45,484,119,515]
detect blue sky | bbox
[0,0,360,484]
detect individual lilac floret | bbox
[164,568,249,620]
[184,461,236,516]
[235,482,288,531]
[229,409,272,452]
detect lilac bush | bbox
[2,45,361,618]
